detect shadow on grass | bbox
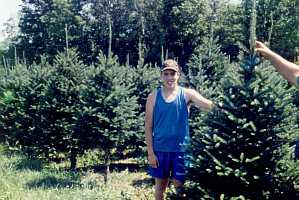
[13,158,43,171]
[79,163,146,173]
[26,176,79,189]
[78,163,155,188]
[132,177,154,188]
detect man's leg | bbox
[173,179,184,197]
[171,152,186,198]
[155,178,169,200]
[149,152,171,200]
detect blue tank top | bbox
[153,86,189,152]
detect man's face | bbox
[160,69,179,89]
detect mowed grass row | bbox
[0,150,154,200]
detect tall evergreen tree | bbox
[184,0,230,141]
[172,1,299,198]
[179,59,298,199]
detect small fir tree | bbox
[185,35,231,157]
[82,52,139,182]
[13,63,54,158]
[0,63,31,149]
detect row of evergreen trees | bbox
[1,32,298,200]
[0,49,159,174]
[1,36,298,198]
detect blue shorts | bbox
[148,151,186,182]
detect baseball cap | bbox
[161,59,180,72]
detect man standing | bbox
[145,59,214,200]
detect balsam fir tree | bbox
[13,62,55,159]
[82,52,139,182]
[186,35,230,134]
[187,35,228,98]
[81,18,143,180]
[43,49,88,167]
[176,0,299,199]
[0,63,32,149]
[120,62,160,160]
[181,61,298,199]
[119,34,160,160]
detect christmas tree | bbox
[81,52,140,182]
[171,0,299,199]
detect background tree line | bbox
[1,0,298,69]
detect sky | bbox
[0,0,22,42]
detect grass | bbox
[0,150,154,200]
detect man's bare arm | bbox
[145,92,158,168]
[185,88,214,111]
[256,41,299,85]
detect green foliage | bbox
[180,61,298,199]
[187,36,229,96]
[2,0,297,67]
[243,0,299,60]
[0,90,14,105]
[81,52,140,165]
[121,62,160,159]
[1,1,298,197]
[171,5,299,196]
[162,0,209,70]
[8,0,212,68]
[12,63,55,158]
[13,0,89,64]
[0,47,153,173]
[212,2,244,61]
[13,0,164,65]
[185,36,231,146]
[0,63,31,147]
[269,0,299,60]
[0,49,89,164]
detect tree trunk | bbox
[103,156,111,184]
[70,148,77,171]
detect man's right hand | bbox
[148,153,159,168]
